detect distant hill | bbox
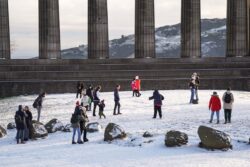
[61,18,226,59]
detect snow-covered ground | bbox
[0,90,250,167]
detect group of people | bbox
[13,73,236,145]
[209,88,234,124]
[15,105,33,144]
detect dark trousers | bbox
[16,129,25,143]
[132,90,136,97]
[224,109,232,123]
[76,90,82,98]
[135,90,141,97]
[113,101,121,115]
[93,102,99,116]
[80,122,87,140]
[153,106,162,118]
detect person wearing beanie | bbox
[209,91,221,124]
[222,87,234,124]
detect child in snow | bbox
[208,92,221,124]
[131,78,136,97]
[99,100,106,119]
[149,90,164,119]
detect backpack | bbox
[70,114,78,124]
[224,93,232,103]
[33,98,38,108]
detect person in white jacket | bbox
[222,87,234,124]
[81,90,90,110]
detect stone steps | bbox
[1,68,249,80]
[0,58,250,97]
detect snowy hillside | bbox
[0,90,250,167]
[61,18,226,59]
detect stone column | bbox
[0,0,10,59]
[39,0,61,59]
[181,0,201,58]
[226,0,248,57]
[88,0,109,59]
[248,0,250,56]
[135,0,155,58]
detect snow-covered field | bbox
[0,90,250,167]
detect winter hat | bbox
[212,91,217,95]
[76,101,80,106]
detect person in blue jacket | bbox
[149,90,164,119]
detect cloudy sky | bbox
[9,0,227,59]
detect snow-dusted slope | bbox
[61,18,226,59]
[0,90,250,167]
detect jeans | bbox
[190,88,196,103]
[72,128,81,142]
[37,106,42,122]
[210,111,220,122]
[93,101,99,116]
[224,109,232,123]
[113,101,121,115]
[16,129,24,142]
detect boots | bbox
[83,130,89,142]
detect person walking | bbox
[209,92,221,124]
[93,86,101,116]
[71,101,84,144]
[99,100,106,119]
[33,92,46,122]
[24,106,33,141]
[149,90,165,119]
[15,105,26,144]
[222,88,234,124]
[86,85,94,111]
[131,78,136,97]
[113,85,121,115]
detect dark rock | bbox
[165,130,188,147]
[143,131,153,138]
[31,120,48,138]
[198,126,232,150]
[104,123,127,141]
[62,124,72,132]
[7,122,16,129]
[0,125,7,138]
[45,119,64,133]
[86,122,102,133]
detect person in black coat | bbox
[86,85,94,111]
[24,106,33,140]
[113,85,121,115]
[76,81,84,98]
[149,90,164,119]
[34,92,46,122]
[15,105,26,144]
[93,86,101,116]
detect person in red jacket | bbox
[131,78,137,97]
[135,76,141,97]
[209,91,221,124]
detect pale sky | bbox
[9,0,227,59]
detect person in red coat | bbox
[209,91,221,124]
[131,78,137,97]
[135,76,141,97]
